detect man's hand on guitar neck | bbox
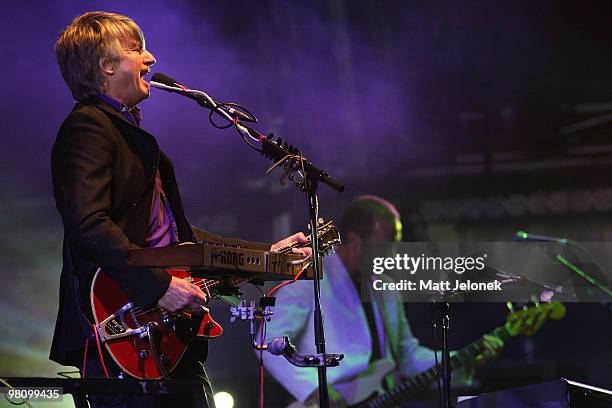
[465,334,504,386]
[158,276,209,312]
[475,334,504,362]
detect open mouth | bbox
[140,68,150,79]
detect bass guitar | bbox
[289,301,566,408]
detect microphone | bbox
[514,230,571,244]
[150,72,216,107]
[149,72,256,123]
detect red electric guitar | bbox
[91,221,340,379]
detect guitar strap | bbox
[369,285,399,392]
[362,301,382,362]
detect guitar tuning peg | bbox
[318,218,324,225]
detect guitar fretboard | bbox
[357,325,512,408]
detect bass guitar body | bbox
[90,268,223,380]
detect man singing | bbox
[51,11,308,407]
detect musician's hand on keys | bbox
[158,276,208,312]
[271,232,312,257]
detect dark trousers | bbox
[80,342,216,408]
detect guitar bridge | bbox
[96,302,145,342]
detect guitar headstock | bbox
[315,219,341,256]
[504,301,566,337]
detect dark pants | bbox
[80,342,216,408]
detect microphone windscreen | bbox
[151,72,179,86]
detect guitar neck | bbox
[450,325,511,372]
[357,324,511,408]
[356,302,564,408]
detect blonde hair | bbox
[55,11,145,101]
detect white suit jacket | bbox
[262,254,438,403]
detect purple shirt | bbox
[145,170,179,247]
[97,94,141,126]
[97,94,179,247]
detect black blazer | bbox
[50,97,194,366]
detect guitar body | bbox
[286,359,395,408]
[334,359,395,406]
[91,268,223,379]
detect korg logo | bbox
[213,250,245,266]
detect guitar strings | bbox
[132,278,220,318]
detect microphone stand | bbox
[431,302,453,408]
[175,90,344,408]
[306,175,330,408]
[516,231,612,299]
[259,135,341,407]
